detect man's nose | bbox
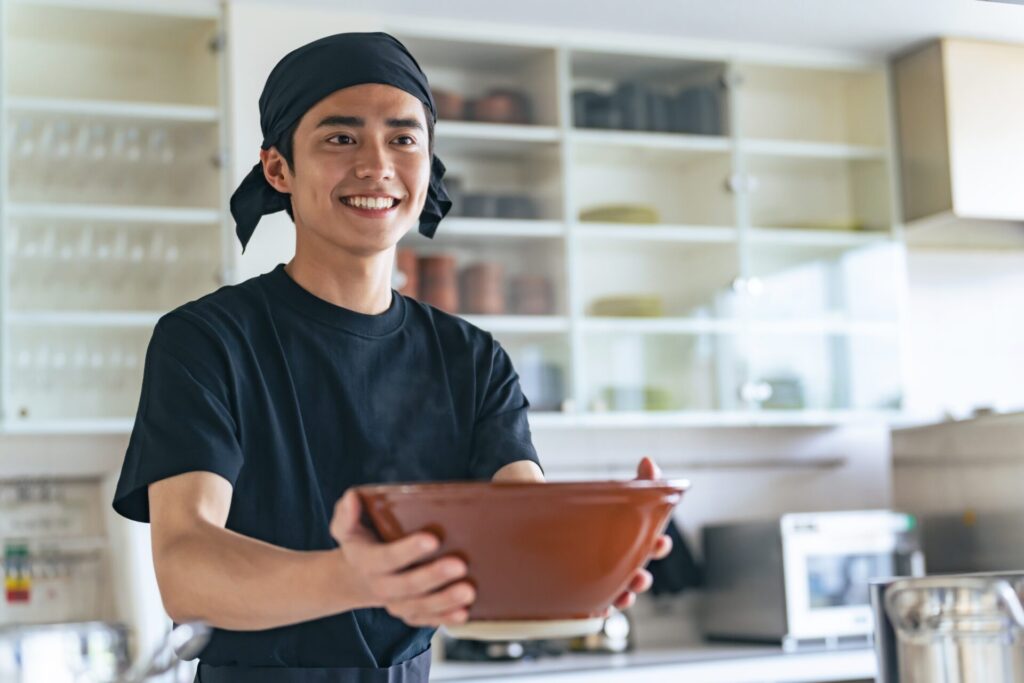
[354,142,395,180]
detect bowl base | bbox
[443,617,605,641]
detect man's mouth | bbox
[340,195,401,210]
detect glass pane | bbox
[498,334,570,413]
[741,240,902,321]
[579,238,740,318]
[736,332,902,411]
[8,325,150,421]
[583,333,730,412]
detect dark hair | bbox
[275,101,435,221]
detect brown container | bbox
[355,480,688,622]
[468,89,532,124]
[417,254,459,313]
[432,87,466,120]
[395,248,419,298]
[510,275,554,315]
[459,262,506,315]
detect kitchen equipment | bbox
[673,83,724,135]
[517,358,564,412]
[459,262,506,315]
[872,573,1024,683]
[355,479,687,640]
[416,254,458,313]
[443,635,565,662]
[919,510,1024,574]
[579,204,660,224]
[431,87,466,120]
[702,510,924,651]
[468,89,532,124]
[122,620,211,683]
[509,275,554,315]
[567,607,635,654]
[572,90,617,129]
[0,619,209,682]
[589,295,664,317]
[0,620,129,682]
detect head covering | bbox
[229,32,452,252]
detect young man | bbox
[112,32,669,682]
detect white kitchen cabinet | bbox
[893,38,1024,242]
[0,0,231,431]
[0,1,908,433]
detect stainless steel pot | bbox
[883,574,1024,683]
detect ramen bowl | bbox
[354,479,687,640]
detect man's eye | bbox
[394,136,416,145]
[328,134,354,144]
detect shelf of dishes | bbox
[0,316,900,426]
[0,321,900,424]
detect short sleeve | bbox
[112,312,244,523]
[468,338,544,480]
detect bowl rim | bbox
[354,478,690,497]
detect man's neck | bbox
[284,244,395,315]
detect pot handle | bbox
[884,577,1024,635]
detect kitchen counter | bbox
[431,642,875,683]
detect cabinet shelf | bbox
[436,120,560,143]
[7,311,162,327]
[6,203,221,224]
[408,218,565,240]
[4,96,220,122]
[569,128,731,153]
[744,138,887,161]
[1,418,136,435]
[748,226,893,246]
[528,409,906,429]
[581,317,898,336]
[461,315,569,334]
[573,223,737,243]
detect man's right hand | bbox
[329,489,475,628]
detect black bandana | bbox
[229,32,452,252]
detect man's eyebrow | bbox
[315,115,424,131]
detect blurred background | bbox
[1,0,1024,681]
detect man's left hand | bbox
[607,456,673,613]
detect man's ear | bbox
[260,147,293,194]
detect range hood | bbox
[892,38,1024,247]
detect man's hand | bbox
[329,489,475,628]
[607,456,673,613]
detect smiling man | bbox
[111,32,669,682]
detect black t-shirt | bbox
[112,263,542,668]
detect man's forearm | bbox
[153,521,363,631]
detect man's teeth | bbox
[342,196,396,209]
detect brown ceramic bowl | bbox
[354,479,687,627]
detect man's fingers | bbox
[376,555,467,601]
[365,532,441,574]
[613,591,636,610]
[330,490,377,545]
[388,580,475,625]
[628,568,653,594]
[652,534,673,560]
[635,456,662,481]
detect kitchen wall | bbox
[901,244,1024,419]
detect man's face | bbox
[269,83,431,256]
